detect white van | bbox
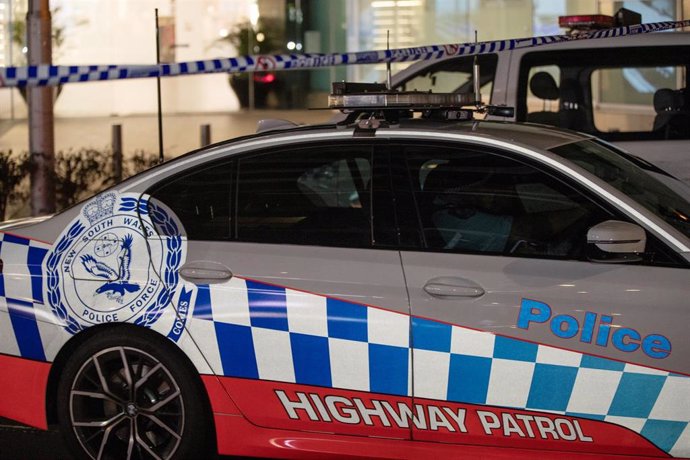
[393,32,690,181]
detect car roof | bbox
[181,118,593,158]
[384,118,592,150]
[118,118,592,193]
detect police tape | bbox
[1,19,689,88]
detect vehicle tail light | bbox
[254,73,276,84]
[558,14,614,30]
[559,8,641,33]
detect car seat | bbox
[653,88,690,139]
[559,78,586,131]
[526,71,560,126]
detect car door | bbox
[394,141,690,457]
[145,140,413,440]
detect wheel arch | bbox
[44,322,216,451]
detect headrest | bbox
[654,88,684,112]
[529,72,559,101]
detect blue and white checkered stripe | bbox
[186,278,412,396]
[0,233,54,361]
[1,19,688,88]
[413,318,690,457]
[187,278,690,457]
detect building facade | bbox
[0,0,686,118]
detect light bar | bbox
[329,91,473,109]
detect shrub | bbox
[0,149,159,220]
[0,150,29,221]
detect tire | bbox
[56,327,213,460]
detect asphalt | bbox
[0,416,253,459]
[0,417,73,460]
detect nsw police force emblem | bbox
[45,192,185,335]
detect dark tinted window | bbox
[404,145,611,258]
[517,46,690,141]
[148,160,233,240]
[236,146,373,248]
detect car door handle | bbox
[179,261,232,284]
[423,277,485,298]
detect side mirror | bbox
[587,220,646,263]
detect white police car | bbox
[393,19,690,181]
[0,85,688,460]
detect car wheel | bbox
[57,327,212,460]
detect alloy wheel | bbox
[68,346,185,460]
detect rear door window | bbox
[592,65,686,135]
[517,46,690,141]
[236,145,374,248]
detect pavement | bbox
[0,416,250,459]
[0,109,337,159]
[0,417,72,460]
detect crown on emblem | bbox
[83,193,116,224]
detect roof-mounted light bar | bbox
[328,91,474,110]
[328,81,514,126]
[329,81,473,110]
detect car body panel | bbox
[215,376,667,457]
[170,244,413,437]
[402,250,689,370]
[212,404,671,460]
[0,346,51,429]
[403,250,690,455]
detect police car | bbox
[393,12,690,182]
[0,84,689,460]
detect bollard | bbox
[200,124,211,147]
[112,124,123,183]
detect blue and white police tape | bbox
[1,19,688,88]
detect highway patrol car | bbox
[0,85,688,460]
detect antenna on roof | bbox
[155,8,164,164]
[473,30,481,107]
[386,30,392,90]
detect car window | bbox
[551,139,690,240]
[517,46,690,141]
[396,54,497,103]
[592,65,686,134]
[147,159,234,240]
[236,146,373,248]
[402,145,612,259]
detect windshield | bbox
[396,54,497,96]
[550,139,690,240]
